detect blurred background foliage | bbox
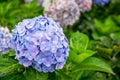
[0,0,120,80]
[0,0,43,30]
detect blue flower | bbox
[12,16,69,72]
[0,27,12,54]
[93,0,109,6]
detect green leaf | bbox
[55,70,72,80]
[71,71,84,80]
[110,32,120,44]
[96,47,113,59]
[68,49,78,62]
[24,67,48,80]
[75,50,96,63]
[95,17,120,34]
[70,50,96,63]
[63,50,96,80]
[116,57,120,68]
[67,71,84,80]
[69,49,96,64]
[56,63,84,80]
[72,57,115,75]
[112,45,120,57]
[70,31,89,50]
[5,49,15,57]
[113,14,120,24]
[0,73,26,80]
[92,32,101,40]
[80,71,106,80]
[0,55,23,77]
[100,36,112,47]
[110,32,120,40]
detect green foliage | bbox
[69,32,96,63]
[0,0,43,30]
[94,17,120,35]
[0,73,26,80]
[23,68,48,80]
[55,32,114,80]
[70,50,96,63]
[70,31,89,50]
[80,71,107,80]
[0,55,23,77]
[73,57,114,75]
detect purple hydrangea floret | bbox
[0,27,12,54]
[12,16,69,72]
[93,0,109,6]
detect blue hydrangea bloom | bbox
[0,27,12,54]
[12,16,69,72]
[93,0,109,6]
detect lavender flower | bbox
[93,0,109,6]
[12,16,69,72]
[44,0,80,26]
[75,0,92,12]
[0,27,12,54]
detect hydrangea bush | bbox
[12,16,69,72]
[0,27,12,54]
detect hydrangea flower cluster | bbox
[93,0,109,6]
[0,27,12,54]
[12,16,69,72]
[44,0,80,26]
[75,0,92,12]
